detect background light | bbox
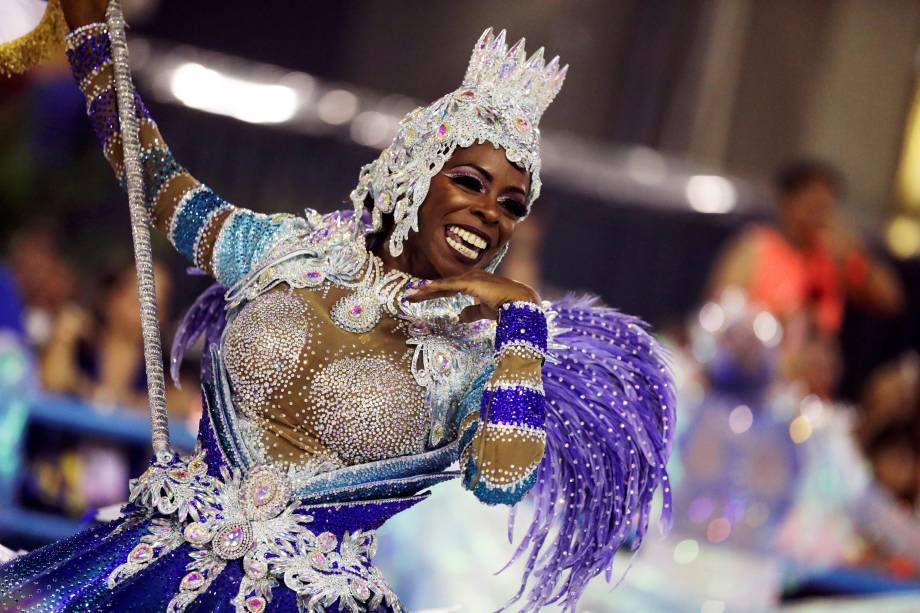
[350,110,398,148]
[673,539,700,565]
[886,215,920,258]
[699,302,725,333]
[685,175,737,214]
[728,405,753,434]
[789,415,813,444]
[752,311,782,347]
[317,89,359,125]
[170,63,299,124]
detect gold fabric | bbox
[0,0,67,77]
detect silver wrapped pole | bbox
[105,0,172,460]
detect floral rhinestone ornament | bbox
[110,452,403,613]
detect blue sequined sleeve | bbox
[65,23,293,288]
[460,301,547,506]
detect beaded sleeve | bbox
[459,301,547,505]
[64,23,291,288]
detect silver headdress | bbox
[350,27,568,258]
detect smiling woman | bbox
[0,6,676,612]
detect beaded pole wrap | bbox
[350,27,567,259]
[105,0,171,460]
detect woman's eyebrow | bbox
[451,163,492,182]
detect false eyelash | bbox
[445,170,486,192]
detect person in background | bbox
[707,159,904,339]
[40,260,172,410]
[7,227,78,355]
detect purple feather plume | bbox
[502,295,676,611]
[170,270,227,386]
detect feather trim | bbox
[501,294,676,611]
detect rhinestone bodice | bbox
[222,283,429,468]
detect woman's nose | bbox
[471,196,501,224]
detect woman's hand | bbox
[405,270,540,322]
[61,0,110,30]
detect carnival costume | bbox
[0,25,675,613]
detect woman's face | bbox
[402,142,531,279]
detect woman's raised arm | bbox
[61,0,295,288]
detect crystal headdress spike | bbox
[462,27,568,124]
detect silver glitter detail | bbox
[120,454,402,613]
[223,290,313,418]
[106,1,171,459]
[329,258,411,334]
[307,356,428,465]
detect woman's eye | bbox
[449,174,484,192]
[501,199,528,218]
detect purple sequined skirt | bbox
[0,494,422,612]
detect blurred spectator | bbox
[706,159,904,340]
[856,352,920,506]
[7,226,78,352]
[40,260,172,410]
[866,421,918,507]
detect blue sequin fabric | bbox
[459,301,548,505]
[0,495,415,612]
[170,187,231,263]
[64,24,112,85]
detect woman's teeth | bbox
[447,225,487,249]
[446,235,480,259]
[445,225,488,261]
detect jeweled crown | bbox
[462,27,568,126]
[351,27,567,259]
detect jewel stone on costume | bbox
[222,289,314,421]
[65,26,112,84]
[330,287,383,334]
[142,145,185,210]
[306,355,428,465]
[213,209,289,288]
[169,185,231,262]
[496,300,548,355]
[458,299,548,506]
[481,386,546,429]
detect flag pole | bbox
[105,0,172,461]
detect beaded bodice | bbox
[222,283,430,468]
[213,211,500,476]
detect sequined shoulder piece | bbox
[225,209,368,308]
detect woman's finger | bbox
[405,277,477,302]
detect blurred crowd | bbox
[1,227,200,416]
[629,161,920,610]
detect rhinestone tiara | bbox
[463,27,569,125]
[350,27,568,259]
